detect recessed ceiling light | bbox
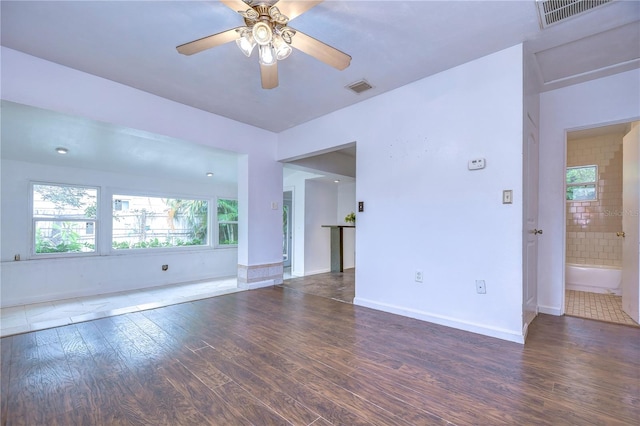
[334,180,340,183]
[206,172,214,177]
[55,147,68,154]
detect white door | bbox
[523,125,540,330]
[622,122,639,323]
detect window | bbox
[32,183,98,255]
[217,198,238,246]
[112,195,208,249]
[566,165,598,201]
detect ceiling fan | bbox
[176,0,351,89]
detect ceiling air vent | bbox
[347,79,373,94]
[537,0,613,28]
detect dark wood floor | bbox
[281,268,355,303]
[2,286,639,425]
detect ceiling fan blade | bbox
[260,62,279,89]
[274,1,323,21]
[220,0,253,14]
[289,29,351,70]
[176,27,243,55]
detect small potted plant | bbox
[344,212,356,225]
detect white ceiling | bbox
[1,101,239,185]
[1,0,638,181]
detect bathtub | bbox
[565,263,622,295]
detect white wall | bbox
[304,180,337,275]
[1,159,237,307]
[538,69,640,315]
[1,47,283,304]
[337,182,356,269]
[279,45,526,342]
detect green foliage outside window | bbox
[32,183,234,256]
[33,184,97,254]
[566,165,597,201]
[112,195,208,250]
[217,199,238,245]
[35,224,95,253]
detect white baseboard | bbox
[303,268,331,276]
[538,305,563,316]
[353,297,525,344]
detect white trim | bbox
[215,196,239,248]
[110,192,211,251]
[303,268,332,276]
[538,305,563,316]
[354,297,525,344]
[565,164,598,201]
[522,321,530,341]
[30,181,100,259]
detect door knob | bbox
[533,229,543,235]
[617,231,626,237]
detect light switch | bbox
[503,190,513,204]
[271,202,278,210]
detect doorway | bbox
[283,190,293,277]
[564,122,639,326]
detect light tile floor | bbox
[0,278,239,337]
[565,290,639,327]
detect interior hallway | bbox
[280,268,355,304]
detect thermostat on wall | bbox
[468,158,486,170]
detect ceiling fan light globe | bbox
[252,22,273,46]
[259,44,277,66]
[276,44,292,61]
[273,35,292,60]
[236,34,256,57]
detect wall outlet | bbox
[415,270,423,283]
[476,280,486,294]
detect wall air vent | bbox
[347,79,373,94]
[536,0,613,28]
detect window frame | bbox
[30,181,100,259]
[566,164,598,202]
[28,183,231,259]
[110,191,213,253]
[216,197,239,248]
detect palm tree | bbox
[167,199,208,242]
[217,199,238,245]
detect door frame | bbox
[561,120,639,317]
[283,187,294,270]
